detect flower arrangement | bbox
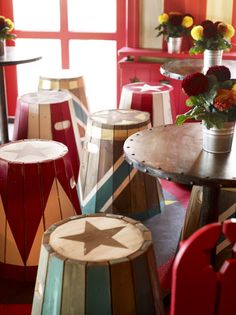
[0,16,15,40]
[189,20,235,55]
[176,65,236,129]
[155,12,194,40]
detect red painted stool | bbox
[13,90,82,182]
[0,139,81,281]
[119,82,175,126]
[38,70,90,139]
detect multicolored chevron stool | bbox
[0,139,81,281]
[31,214,164,315]
[13,90,82,182]
[119,82,175,126]
[38,70,90,139]
[78,109,164,220]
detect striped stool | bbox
[38,70,90,139]
[0,139,80,281]
[78,109,164,220]
[119,82,175,126]
[181,186,236,266]
[13,90,82,182]
[32,214,164,315]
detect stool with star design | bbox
[38,69,90,139]
[13,90,83,183]
[78,109,164,219]
[119,82,175,126]
[0,139,81,281]
[32,214,164,315]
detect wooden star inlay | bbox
[61,221,127,255]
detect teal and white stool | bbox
[31,214,164,315]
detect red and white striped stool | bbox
[13,90,82,182]
[119,82,175,126]
[0,139,81,281]
[38,70,90,139]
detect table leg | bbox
[0,67,9,143]
[181,185,220,240]
[199,186,220,226]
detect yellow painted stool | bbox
[38,69,90,139]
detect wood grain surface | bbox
[124,123,236,187]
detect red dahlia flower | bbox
[182,73,209,96]
[0,17,5,31]
[206,65,231,81]
[203,22,218,38]
[169,14,183,26]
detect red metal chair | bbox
[170,219,236,315]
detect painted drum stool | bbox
[0,139,81,281]
[181,185,236,263]
[31,214,164,315]
[13,90,82,182]
[119,82,175,126]
[78,109,164,220]
[38,69,90,139]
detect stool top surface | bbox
[123,82,173,93]
[39,69,84,80]
[0,139,68,163]
[90,109,150,127]
[19,90,71,104]
[48,215,151,262]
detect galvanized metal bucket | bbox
[202,121,235,153]
[0,39,6,57]
[167,37,183,54]
[203,49,223,74]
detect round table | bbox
[124,123,236,227]
[0,46,42,143]
[160,59,236,80]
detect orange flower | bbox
[213,89,236,111]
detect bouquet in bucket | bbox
[0,16,15,40]
[189,19,235,55]
[176,66,236,129]
[156,12,194,40]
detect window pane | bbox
[13,0,60,31]
[68,0,116,33]
[15,39,61,96]
[70,40,117,112]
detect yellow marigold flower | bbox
[191,25,204,40]
[232,83,236,92]
[182,16,193,28]
[5,18,14,32]
[224,24,235,39]
[158,13,169,24]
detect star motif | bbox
[0,141,67,163]
[60,221,127,255]
[131,84,164,93]
[93,110,147,125]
